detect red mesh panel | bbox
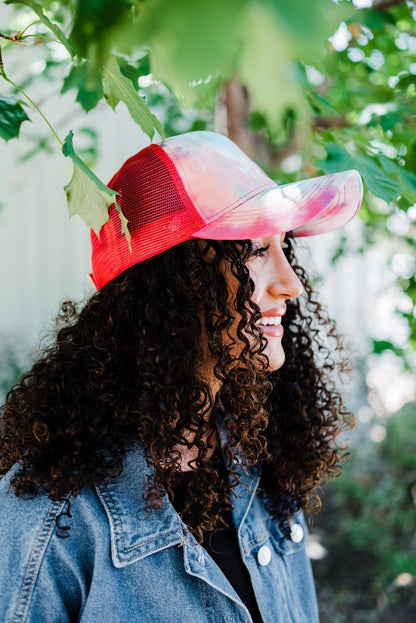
[91,144,205,289]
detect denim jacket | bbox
[0,443,319,622]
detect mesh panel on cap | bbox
[91,144,205,289]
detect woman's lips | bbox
[256,307,286,337]
[258,323,284,337]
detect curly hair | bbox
[0,237,353,538]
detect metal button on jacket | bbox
[290,523,304,543]
[257,545,272,566]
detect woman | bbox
[0,131,362,622]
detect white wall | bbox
[0,12,150,352]
[1,105,148,342]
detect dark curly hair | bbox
[0,237,353,538]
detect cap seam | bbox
[191,181,279,234]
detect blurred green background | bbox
[1,0,416,620]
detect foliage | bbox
[62,130,125,238]
[1,0,353,233]
[0,93,29,140]
[101,55,163,140]
[1,1,415,227]
[313,402,416,621]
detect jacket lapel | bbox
[95,443,184,567]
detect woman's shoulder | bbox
[0,448,157,621]
[0,464,98,518]
[0,441,152,553]
[0,466,107,621]
[0,464,107,555]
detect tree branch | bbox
[373,0,407,11]
[224,78,253,157]
[223,77,350,173]
[313,115,349,130]
[0,46,3,76]
[224,76,300,170]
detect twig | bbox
[313,115,350,130]
[0,30,63,147]
[1,69,63,146]
[0,31,21,43]
[0,27,59,45]
[21,34,61,45]
[19,20,41,38]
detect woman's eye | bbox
[251,244,270,257]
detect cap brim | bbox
[192,170,363,240]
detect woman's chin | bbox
[264,345,286,371]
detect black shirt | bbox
[171,463,263,623]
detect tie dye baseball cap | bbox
[90,131,363,289]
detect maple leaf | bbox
[62,130,130,246]
[62,61,104,113]
[102,56,164,141]
[0,94,30,141]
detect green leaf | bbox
[102,56,164,141]
[69,0,131,59]
[119,56,150,90]
[0,94,30,141]
[5,0,73,56]
[361,6,395,31]
[269,0,354,58]
[372,340,400,355]
[377,154,416,205]
[63,162,112,234]
[135,0,243,107]
[317,142,402,204]
[238,2,308,137]
[62,62,104,112]
[62,131,130,247]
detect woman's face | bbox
[200,234,303,391]
[246,233,303,371]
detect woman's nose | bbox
[267,250,304,301]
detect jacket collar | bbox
[95,442,260,568]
